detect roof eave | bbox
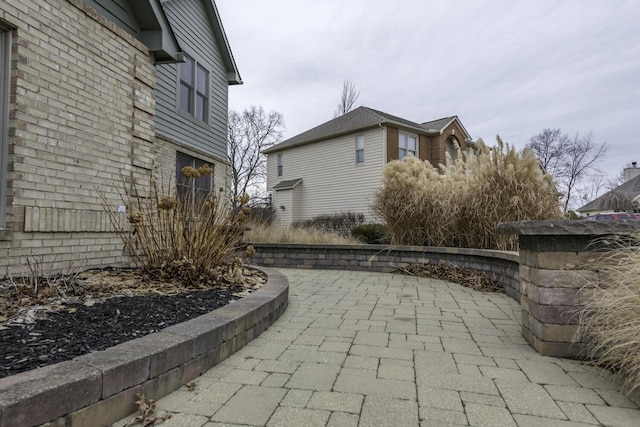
[452,116,473,141]
[131,0,183,63]
[205,0,243,85]
[263,121,440,155]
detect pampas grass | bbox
[373,137,562,250]
[578,234,640,394]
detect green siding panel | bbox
[155,0,229,160]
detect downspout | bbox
[380,123,386,165]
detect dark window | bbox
[179,54,209,123]
[356,135,365,164]
[176,152,212,202]
[277,154,283,177]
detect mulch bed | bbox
[395,263,505,293]
[0,268,265,379]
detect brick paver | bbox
[114,269,640,426]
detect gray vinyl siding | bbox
[155,0,229,160]
[267,127,385,223]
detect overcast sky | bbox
[217,0,640,181]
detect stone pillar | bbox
[497,220,640,358]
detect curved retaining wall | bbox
[0,267,288,427]
[250,243,520,301]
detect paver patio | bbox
[114,268,640,426]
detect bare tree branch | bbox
[527,129,608,213]
[606,162,635,190]
[333,79,360,118]
[228,106,284,204]
[527,128,571,176]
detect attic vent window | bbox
[179,54,209,123]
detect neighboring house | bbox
[0,0,240,275]
[264,106,473,225]
[578,163,640,215]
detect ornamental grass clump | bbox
[578,234,640,394]
[101,166,252,286]
[373,137,561,250]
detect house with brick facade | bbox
[264,106,473,225]
[0,0,240,275]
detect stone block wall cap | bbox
[497,220,640,236]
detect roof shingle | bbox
[263,106,449,154]
[578,174,640,212]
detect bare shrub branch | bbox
[100,171,252,286]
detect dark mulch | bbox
[0,287,243,378]
[0,265,265,379]
[395,263,505,293]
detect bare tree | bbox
[527,129,608,213]
[228,106,284,203]
[576,172,607,207]
[527,128,571,174]
[333,79,360,118]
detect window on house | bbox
[356,135,365,164]
[179,54,209,123]
[176,152,212,202]
[0,30,10,227]
[277,154,283,176]
[399,132,417,160]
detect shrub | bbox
[244,221,359,244]
[352,224,390,244]
[294,212,365,238]
[373,137,562,250]
[248,204,274,226]
[578,234,640,394]
[101,167,251,286]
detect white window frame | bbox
[0,30,10,227]
[277,154,283,176]
[399,132,417,160]
[356,134,365,164]
[179,53,209,123]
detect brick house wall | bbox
[428,120,470,167]
[0,0,201,275]
[386,126,399,162]
[385,121,471,167]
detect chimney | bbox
[624,161,640,182]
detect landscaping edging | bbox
[0,267,288,427]
[250,243,520,300]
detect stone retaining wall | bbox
[250,243,520,301]
[498,220,640,360]
[0,267,288,427]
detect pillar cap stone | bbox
[497,220,640,236]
